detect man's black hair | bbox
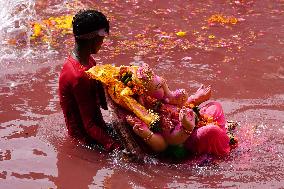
[72,9,109,38]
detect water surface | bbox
[0,0,284,188]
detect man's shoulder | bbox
[62,56,74,70]
[60,57,88,85]
[60,57,77,83]
[61,57,82,76]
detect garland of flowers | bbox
[186,103,220,128]
[118,66,145,96]
[118,66,160,130]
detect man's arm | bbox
[96,81,108,110]
[106,95,147,161]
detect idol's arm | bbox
[138,129,168,152]
[161,108,195,145]
[159,76,174,100]
[126,115,168,152]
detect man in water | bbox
[59,10,120,151]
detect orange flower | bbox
[188,103,195,108]
[119,66,129,75]
[207,116,214,123]
[32,23,42,37]
[176,31,187,37]
[208,14,238,25]
[127,81,133,87]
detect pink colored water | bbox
[1,0,284,188]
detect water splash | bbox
[0,0,35,35]
[0,0,36,62]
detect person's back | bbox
[59,55,99,142]
[59,56,84,139]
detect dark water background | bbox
[0,0,284,188]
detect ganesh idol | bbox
[86,63,237,158]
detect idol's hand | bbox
[126,115,151,139]
[179,107,195,132]
[188,84,211,106]
[197,84,211,101]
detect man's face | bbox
[91,36,105,54]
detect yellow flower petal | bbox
[176,31,187,37]
[208,35,216,39]
[33,23,42,37]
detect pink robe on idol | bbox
[158,101,230,157]
[183,102,230,156]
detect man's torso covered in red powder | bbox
[59,56,117,151]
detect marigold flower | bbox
[32,23,42,37]
[176,31,187,37]
[209,35,216,39]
